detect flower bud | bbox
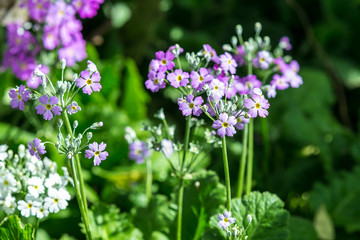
[67,152,73,159]
[87,132,93,141]
[73,120,78,129]
[231,36,238,47]
[236,24,243,36]
[73,73,78,82]
[255,22,262,35]
[58,119,63,128]
[247,214,252,223]
[60,58,66,70]
[222,44,232,52]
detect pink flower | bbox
[76,70,102,95]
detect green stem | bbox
[177,180,184,240]
[236,123,248,198]
[246,119,254,195]
[32,219,39,240]
[146,157,152,202]
[63,111,92,240]
[222,137,231,211]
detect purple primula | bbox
[209,78,225,100]
[76,70,102,95]
[155,51,175,72]
[279,36,292,51]
[167,69,189,88]
[43,26,59,50]
[35,95,62,120]
[190,68,212,90]
[240,75,262,95]
[234,111,250,130]
[244,92,270,118]
[149,59,160,72]
[28,138,46,160]
[202,44,219,63]
[271,74,289,90]
[73,0,104,19]
[212,113,237,138]
[178,95,204,116]
[253,50,273,70]
[58,38,87,67]
[9,85,31,111]
[217,211,236,230]
[145,71,166,92]
[67,101,81,115]
[266,84,277,99]
[234,45,245,67]
[28,0,50,22]
[85,142,109,166]
[219,52,237,74]
[128,141,150,164]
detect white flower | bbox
[25,156,44,174]
[1,194,17,214]
[27,177,45,198]
[0,145,8,161]
[45,188,70,213]
[44,173,62,190]
[35,203,49,219]
[17,194,41,217]
[0,172,18,197]
[43,157,57,173]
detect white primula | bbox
[35,202,49,219]
[0,172,18,197]
[17,194,41,217]
[45,188,70,213]
[43,157,57,173]
[2,194,17,214]
[25,156,44,174]
[0,145,8,161]
[27,177,45,198]
[44,173,62,190]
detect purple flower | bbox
[87,60,98,73]
[279,36,292,51]
[67,101,81,115]
[244,94,270,118]
[28,0,50,22]
[128,141,150,164]
[239,75,262,95]
[178,95,204,116]
[167,69,189,88]
[234,45,245,67]
[253,50,273,70]
[209,78,225,100]
[273,57,287,72]
[234,111,250,130]
[149,59,160,72]
[266,84,277,99]
[43,26,59,50]
[27,65,49,89]
[46,1,75,26]
[283,68,303,88]
[271,74,289,90]
[73,0,104,19]
[217,211,235,230]
[85,142,108,166]
[219,52,237,74]
[28,138,46,160]
[58,38,87,66]
[145,71,166,92]
[167,45,184,57]
[35,95,62,120]
[161,139,173,158]
[155,51,175,72]
[12,56,37,81]
[76,70,102,95]
[212,113,237,138]
[190,68,213,90]
[202,44,219,63]
[9,85,31,111]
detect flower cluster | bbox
[0,144,72,219]
[9,60,108,166]
[2,0,104,88]
[145,23,302,138]
[217,211,252,239]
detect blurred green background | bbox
[1,0,360,239]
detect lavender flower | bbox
[218,210,235,230]
[283,66,303,88]
[279,36,292,51]
[167,69,189,88]
[271,74,289,90]
[28,0,50,22]
[9,85,31,111]
[209,78,225,100]
[190,68,212,90]
[67,101,81,115]
[155,51,175,72]
[219,52,237,74]
[145,71,166,92]
[212,113,237,138]
[73,0,104,19]
[178,95,204,117]
[128,141,150,164]
[87,60,98,73]
[76,70,102,95]
[234,111,250,130]
[253,50,273,69]
[85,142,109,166]
[35,95,62,120]
[244,92,270,118]
[28,138,46,160]
[202,44,219,63]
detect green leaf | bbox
[203,192,290,240]
[121,58,150,121]
[0,215,32,240]
[132,194,176,240]
[288,216,318,240]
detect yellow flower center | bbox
[203,50,207,55]
[58,10,64,16]
[86,79,92,85]
[177,75,182,81]
[161,60,167,65]
[237,118,242,123]
[37,3,42,8]
[154,78,159,84]
[33,147,37,153]
[27,203,32,208]
[54,198,58,203]
[199,76,204,82]
[4,180,9,186]
[214,86,219,90]
[20,63,27,70]
[255,103,261,109]
[40,208,44,212]
[72,106,76,110]
[189,103,194,109]
[45,104,52,110]
[259,58,265,63]
[34,185,38,190]
[17,94,22,100]
[94,151,100,156]
[222,122,228,128]
[224,218,229,222]
[228,60,231,64]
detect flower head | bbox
[219,52,237,74]
[27,138,46,160]
[85,142,109,166]
[67,101,81,115]
[178,95,203,117]
[9,85,31,111]
[155,51,175,72]
[145,71,166,92]
[35,95,62,120]
[44,188,70,213]
[244,91,270,118]
[167,69,189,88]
[128,141,150,164]
[190,68,213,90]
[253,50,273,70]
[76,70,102,95]
[218,210,235,230]
[18,194,42,218]
[212,113,237,138]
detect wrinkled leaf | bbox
[0,215,32,240]
[288,216,317,240]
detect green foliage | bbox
[132,194,177,240]
[87,203,143,240]
[288,216,318,240]
[203,191,290,240]
[0,215,32,240]
[309,166,360,233]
